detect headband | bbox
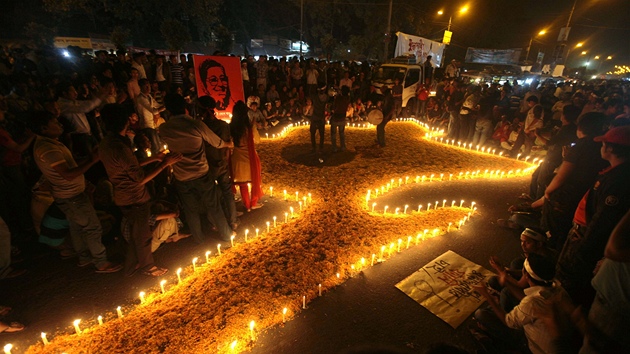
[523,258,551,283]
[522,228,545,242]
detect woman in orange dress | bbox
[230,101,263,211]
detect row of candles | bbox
[261,121,374,140]
[5,187,310,354]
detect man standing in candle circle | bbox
[31,112,122,274]
[99,104,182,277]
[159,94,235,245]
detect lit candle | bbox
[433,229,439,238]
[371,254,376,266]
[230,235,235,247]
[415,176,420,183]
[416,233,421,245]
[460,199,464,208]
[290,207,294,218]
[285,212,288,223]
[139,291,146,304]
[73,319,81,334]
[430,174,434,182]
[299,201,303,211]
[404,205,409,214]
[451,200,456,207]
[395,207,400,215]
[459,220,463,228]
[417,204,422,212]
[308,193,312,202]
[266,132,269,139]
[283,190,287,200]
[397,239,402,252]
[459,172,463,179]
[266,221,270,233]
[448,222,452,232]
[273,216,277,227]
[449,173,453,181]
[371,202,377,212]
[361,257,366,268]
[41,332,49,345]
[336,272,340,279]
[427,203,432,211]
[516,153,521,160]
[440,173,444,180]
[405,176,409,184]
[98,315,103,325]
[471,201,476,209]
[435,200,439,209]
[442,199,446,208]
[389,243,395,256]
[407,236,412,249]
[205,251,211,263]
[295,191,299,201]
[398,178,402,187]
[422,175,426,182]
[282,308,288,323]
[160,279,166,294]
[177,268,182,283]
[269,186,273,197]
[146,149,152,158]
[384,206,388,214]
[249,320,256,341]
[192,257,198,271]
[117,306,123,318]
[303,196,307,207]
[318,283,322,296]
[231,340,238,351]
[302,295,307,309]
[256,228,259,238]
[4,344,12,354]
[423,229,428,240]
[380,246,385,261]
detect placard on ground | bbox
[396,250,494,328]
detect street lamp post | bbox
[525,30,546,63]
[437,6,468,66]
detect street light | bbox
[525,30,547,63]
[437,5,469,66]
[437,5,469,32]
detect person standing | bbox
[31,112,121,273]
[310,85,328,153]
[135,79,165,155]
[330,86,350,152]
[99,104,181,277]
[377,88,395,147]
[230,101,264,211]
[391,78,403,118]
[159,94,234,244]
[199,96,239,231]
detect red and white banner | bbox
[394,32,446,66]
[193,55,245,121]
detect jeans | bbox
[310,121,325,150]
[175,173,232,243]
[376,121,387,147]
[216,171,237,227]
[55,192,108,268]
[120,202,154,275]
[330,120,346,151]
[415,100,426,118]
[472,119,493,147]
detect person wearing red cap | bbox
[556,125,630,308]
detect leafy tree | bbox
[160,19,192,51]
[24,22,58,47]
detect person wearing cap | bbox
[486,227,557,312]
[474,253,571,354]
[556,125,630,307]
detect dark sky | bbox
[431,0,629,71]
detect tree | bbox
[24,22,58,47]
[160,19,192,51]
[110,26,131,51]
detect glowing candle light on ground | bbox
[295,191,299,201]
[430,174,434,182]
[205,251,211,263]
[160,280,166,294]
[380,246,386,261]
[269,187,273,197]
[471,201,476,209]
[442,199,447,208]
[192,257,198,271]
[460,200,464,207]
[371,254,376,266]
[435,200,439,209]
[117,306,123,318]
[318,283,322,296]
[299,201,303,211]
[389,243,395,256]
[336,272,340,279]
[273,216,277,227]
[422,175,426,182]
[4,344,12,354]
[230,340,238,351]
[397,239,402,252]
[440,173,444,180]
[405,176,409,184]
[407,236,412,249]
[403,205,409,214]
[230,235,235,247]
[282,308,288,323]
[308,193,312,202]
[451,200,456,207]
[98,315,103,325]
[73,319,81,334]
[266,221,270,233]
[302,295,307,309]
[417,204,422,212]
[384,206,389,214]
[395,207,400,215]
[448,222,452,231]
[303,196,307,207]
[249,321,256,341]
[283,190,287,200]
[285,212,288,223]
[176,268,182,283]
[371,202,377,212]
[139,291,146,304]
[427,203,431,211]
[290,207,294,218]
[449,173,453,181]
[256,228,259,238]
[41,332,49,345]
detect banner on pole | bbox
[443,30,453,45]
[465,47,522,65]
[394,32,445,66]
[396,250,494,328]
[193,55,245,121]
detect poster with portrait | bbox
[396,250,494,328]
[193,55,245,121]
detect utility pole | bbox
[300,0,304,57]
[384,0,393,62]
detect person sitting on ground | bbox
[248,101,266,130]
[473,253,572,354]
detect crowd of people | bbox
[1,44,629,354]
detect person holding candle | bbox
[99,104,182,277]
[230,101,264,212]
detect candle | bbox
[308,193,312,202]
[371,202,377,212]
[395,207,400,215]
[192,257,198,271]
[176,268,182,283]
[398,178,402,187]
[41,332,49,345]
[146,149,152,158]
[405,176,409,184]
[266,132,269,139]
[416,233,421,245]
[256,228,259,238]
[459,220,463,228]
[295,191,299,201]
[433,229,439,238]
[336,272,340,279]
[460,199,464,208]
[73,319,81,334]
[417,204,422,212]
[422,175,426,182]
[397,239,402,252]
[318,283,322,296]
[448,222,452,232]
[415,175,420,183]
[303,196,307,207]
[430,174,434,182]
[383,206,389,214]
[160,280,166,294]
[423,229,428,240]
[205,251,211,264]
[266,222,270,233]
[282,308,288,323]
[285,212,288,223]
[269,186,273,197]
[230,235,235,247]
[380,246,385,261]
[299,201,303,211]
[273,216,277,227]
[435,200,439,209]
[139,291,146,304]
[449,173,453,181]
[290,207,294,218]
[117,306,123,318]
[440,173,444,180]
[302,295,307,309]
[407,236,412,249]
[231,340,238,351]
[516,153,521,160]
[404,205,408,214]
[249,320,256,341]
[283,190,287,200]
[371,254,376,266]
[98,315,103,325]
[4,344,12,354]
[471,201,476,209]
[427,203,431,211]
[389,243,395,256]
[217,243,222,256]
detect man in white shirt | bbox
[511,96,544,157]
[135,79,165,154]
[131,52,147,79]
[305,61,319,96]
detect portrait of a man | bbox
[194,56,244,120]
[199,59,231,110]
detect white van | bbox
[371,63,423,116]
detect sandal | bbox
[95,262,123,274]
[141,266,168,277]
[0,321,25,334]
[3,269,27,279]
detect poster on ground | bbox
[193,55,245,121]
[396,250,494,328]
[394,32,445,66]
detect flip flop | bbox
[141,266,168,277]
[0,321,25,333]
[95,262,123,274]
